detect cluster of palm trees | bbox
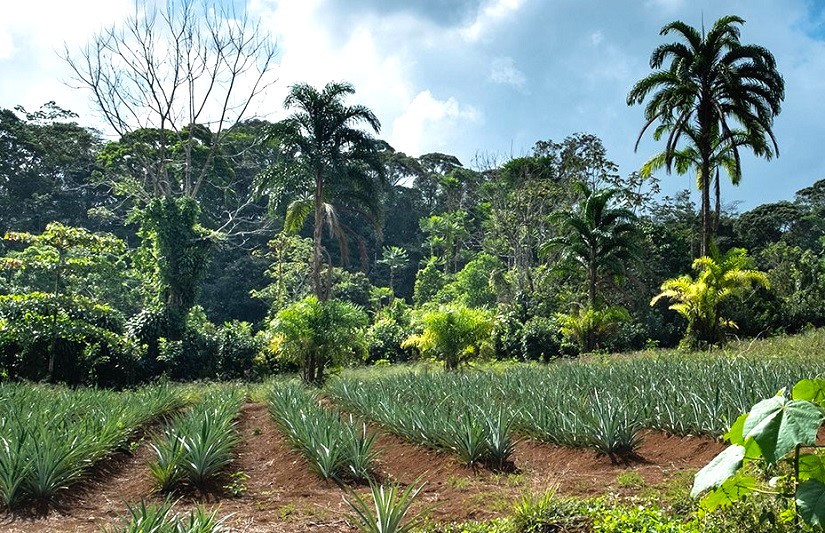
[258,14,784,358]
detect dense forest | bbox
[0,7,820,388]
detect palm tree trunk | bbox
[713,169,721,234]
[312,171,326,301]
[700,162,712,257]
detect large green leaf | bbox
[699,471,758,511]
[724,412,748,445]
[799,453,825,482]
[692,444,745,497]
[797,479,825,526]
[743,396,823,463]
[794,379,825,408]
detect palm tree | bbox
[651,247,768,349]
[628,15,784,257]
[540,182,639,310]
[378,245,409,296]
[260,82,385,301]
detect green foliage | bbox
[436,253,502,309]
[345,478,425,533]
[520,316,569,361]
[629,15,784,255]
[0,223,140,384]
[378,245,410,296]
[0,383,181,507]
[148,388,244,491]
[403,304,494,370]
[258,81,385,301]
[541,182,639,311]
[106,498,224,533]
[328,372,518,469]
[365,300,415,363]
[420,211,471,274]
[138,197,216,333]
[555,306,630,354]
[214,321,261,380]
[0,104,106,235]
[330,345,825,463]
[652,247,769,349]
[266,296,368,384]
[414,258,448,307]
[691,378,825,529]
[0,292,136,386]
[268,382,379,482]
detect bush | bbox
[265,296,368,384]
[215,320,261,380]
[403,304,494,370]
[365,300,415,364]
[0,292,138,386]
[521,316,569,361]
[491,309,524,361]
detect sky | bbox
[1,0,824,211]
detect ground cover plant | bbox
[267,380,379,481]
[0,383,181,507]
[148,388,245,492]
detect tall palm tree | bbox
[540,182,639,310]
[628,15,784,257]
[260,82,385,301]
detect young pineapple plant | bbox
[0,383,182,508]
[267,382,379,482]
[148,388,244,492]
[345,478,425,533]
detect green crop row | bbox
[0,383,182,508]
[149,388,245,492]
[328,376,516,469]
[327,353,825,458]
[267,381,378,482]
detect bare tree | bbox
[63,0,277,203]
[62,0,278,329]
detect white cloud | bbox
[460,0,525,42]
[389,90,481,156]
[0,0,132,119]
[591,31,604,46]
[490,57,527,89]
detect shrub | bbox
[266,296,368,384]
[520,316,568,361]
[403,304,494,370]
[215,321,260,380]
[0,292,137,386]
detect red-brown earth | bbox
[0,402,724,532]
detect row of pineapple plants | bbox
[328,376,516,469]
[0,383,182,508]
[267,381,379,482]
[149,388,245,492]
[327,353,825,460]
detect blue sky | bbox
[2,0,824,211]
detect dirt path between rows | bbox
[0,403,725,532]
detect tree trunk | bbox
[700,161,712,257]
[312,171,326,301]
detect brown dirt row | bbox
[0,403,725,532]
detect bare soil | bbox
[0,403,724,532]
